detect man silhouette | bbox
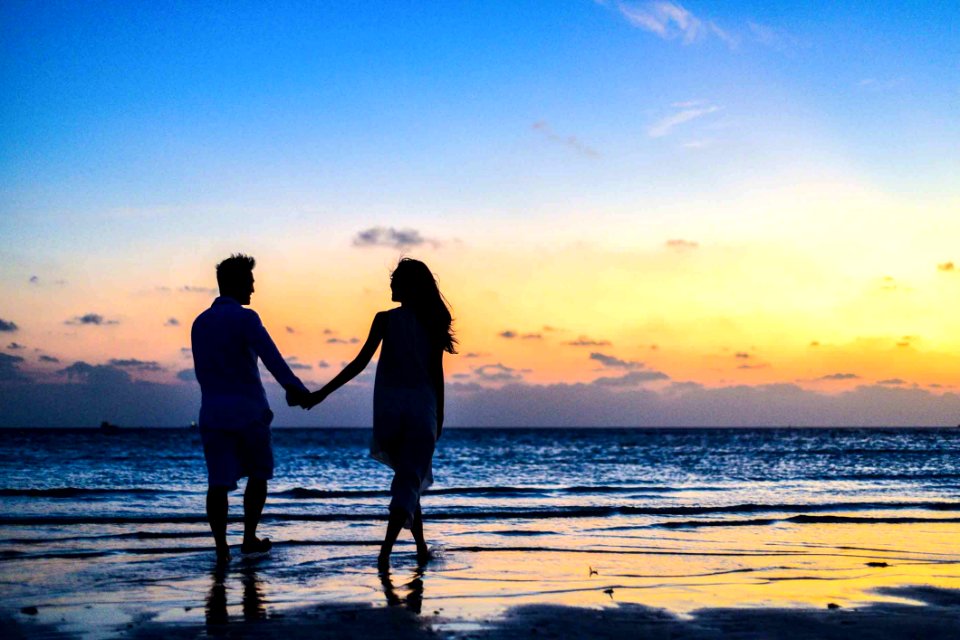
[192,254,309,564]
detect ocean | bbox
[2,427,959,636]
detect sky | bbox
[1,1,959,427]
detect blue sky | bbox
[1,1,959,426]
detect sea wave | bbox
[2,500,957,526]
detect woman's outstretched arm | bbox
[305,312,386,409]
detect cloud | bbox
[818,373,860,381]
[286,326,296,334]
[7,342,25,350]
[648,102,720,138]
[0,319,18,332]
[734,352,751,359]
[180,285,218,294]
[66,313,118,326]
[0,352,29,382]
[108,358,163,372]
[317,360,331,368]
[590,352,644,369]
[327,337,360,345]
[617,1,703,43]
[665,239,699,251]
[566,336,612,347]
[29,276,39,284]
[937,262,955,272]
[39,355,60,363]
[499,330,517,339]
[59,361,131,386]
[878,378,906,386]
[352,227,435,250]
[531,121,600,158]
[522,333,543,340]
[464,352,486,358]
[285,356,312,371]
[474,363,524,382]
[593,370,671,386]
[164,318,180,327]
[176,369,196,382]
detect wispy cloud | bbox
[0,352,29,382]
[593,369,670,386]
[937,261,955,272]
[7,342,24,350]
[818,373,860,381]
[614,2,734,48]
[648,102,720,138]
[39,355,60,363]
[878,378,906,386]
[474,363,524,382]
[327,337,360,345]
[531,121,599,158]
[566,336,613,347]
[0,319,18,332]
[109,358,163,372]
[164,318,180,327]
[285,356,312,371]
[66,313,118,326]
[590,352,644,369]
[353,227,437,250]
[180,285,218,294]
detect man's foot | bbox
[215,546,232,566]
[240,537,272,556]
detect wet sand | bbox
[4,519,960,638]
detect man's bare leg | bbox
[206,487,230,563]
[242,478,270,554]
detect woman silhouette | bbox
[307,258,456,569]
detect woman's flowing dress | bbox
[371,307,437,523]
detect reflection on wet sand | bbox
[206,561,267,630]
[381,567,425,614]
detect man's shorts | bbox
[200,422,274,491]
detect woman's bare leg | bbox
[378,507,406,571]
[411,504,431,564]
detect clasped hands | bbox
[285,387,327,410]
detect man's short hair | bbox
[216,254,256,292]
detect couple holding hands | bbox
[191,254,455,569]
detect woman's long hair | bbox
[391,258,457,354]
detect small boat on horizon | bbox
[99,421,120,433]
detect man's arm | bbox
[247,312,309,405]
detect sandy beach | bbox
[5,518,960,639]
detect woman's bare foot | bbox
[416,546,434,566]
